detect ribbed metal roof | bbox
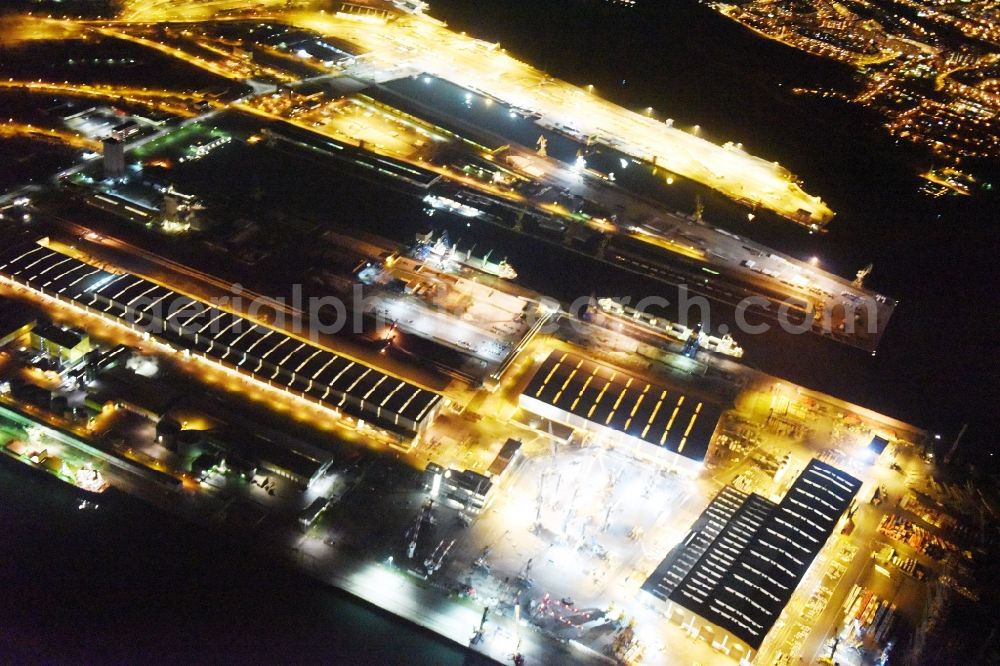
[523,350,721,462]
[1,244,440,436]
[644,459,862,649]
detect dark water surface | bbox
[0,456,486,664]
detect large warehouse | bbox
[642,459,862,659]
[0,242,442,440]
[519,350,722,472]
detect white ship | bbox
[596,297,744,359]
[413,231,517,280]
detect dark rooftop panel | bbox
[523,351,722,462]
[0,243,441,437]
[655,459,862,650]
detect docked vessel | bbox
[412,231,518,280]
[596,297,744,358]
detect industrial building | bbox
[102,137,126,180]
[486,438,523,478]
[111,120,142,142]
[642,459,862,659]
[30,324,92,365]
[423,463,493,514]
[519,351,722,472]
[422,439,523,514]
[0,243,442,441]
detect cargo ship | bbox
[412,231,518,280]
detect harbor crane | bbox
[853,263,873,288]
[406,499,435,559]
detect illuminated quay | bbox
[1,1,835,228]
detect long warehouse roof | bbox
[522,351,721,462]
[648,459,862,650]
[0,243,440,436]
[642,485,775,604]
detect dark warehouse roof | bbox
[523,350,721,462]
[644,459,862,650]
[0,243,440,436]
